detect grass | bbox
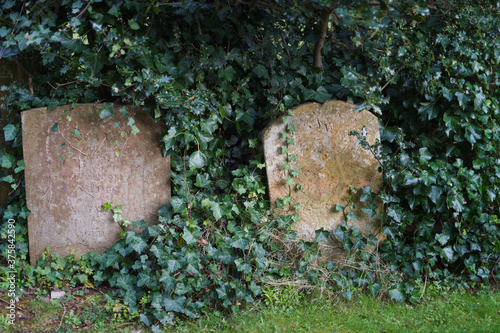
[1,285,499,332]
[173,285,500,333]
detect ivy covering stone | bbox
[1,0,499,329]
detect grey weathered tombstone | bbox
[263,100,384,260]
[22,104,170,265]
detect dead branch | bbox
[0,297,24,311]
[50,80,79,99]
[313,5,337,69]
[58,130,88,156]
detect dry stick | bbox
[50,81,79,99]
[120,132,130,153]
[420,275,428,299]
[116,322,134,328]
[41,182,53,198]
[313,6,335,69]
[14,59,34,94]
[60,0,93,37]
[76,0,93,19]
[58,130,88,156]
[56,302,67,332]
[0,297,24,311]
[93,133,107,155]
[79,186,95,198]
[8,181,21,195]
[277,17,291,58]
[0,3,25,59]
[380,66,403,91]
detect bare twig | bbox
[93,133,107,155]
[116,322,134,328]
[8,181,21,195]
[58,130,88,156]
[313,5,337,69]
[120,133,130,152]
[420,274,428,299]
[380,66,403,91]
[79,186,95,198]
[76,0,92,19]
[277,19,291,59]
[50,80,79,99]
[60,0,93,37]
[0,297,24,311]
[56,302,67,332]
[0,2,26,59]
[14,59,34,94]
[41,182,53,198]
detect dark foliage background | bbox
[1,0,498,328]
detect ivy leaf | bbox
[170,196,186,213]
[441,246,454,261]
[135,51,154,69]
[315,228,330,243]
[159,271,175,292]
[104,252,119,267]
[182,226,197,245]
[195,173,211,188]
[235,108,256,126]
[360,186,375,202]
[154,311,174,326]
[3,124,18,141]
[419,147,432,163]
[98,103,114,118]
[164,296,186,313]
[230,234,250,250]
[380,126,399,142]
[81,51,106,75]
[209,201,223,220]
[108,5,121,16]
[435,233,450,246]
[253,64,268,79]
[219,103,232,118]
[189,150,207,168]
[51,122,59,133]
[428,186,443,204]
[303,86,330,103]
[249,281,261,296]
[167,259,182,273]
[128,234,148,254]
[185,256,200,275]
[137,272,151,287]
[140,313,150,327]
[388,289,405,302]
[1,154,15,168]
[132,220,148,229]
[474,92,486,111]
[361,202,378,218]
[369,283,381,297]
[128,19,140,30]
[465,124,482,145]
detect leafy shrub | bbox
[1,0,499,328]
[332,1,500,284]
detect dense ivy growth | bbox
[1,0,499,329]
[331,1,500,283]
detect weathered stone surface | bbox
[22,104,170,265]
[263,100,384,259]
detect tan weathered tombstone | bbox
[263,100,384,260]
[22,104,170,265]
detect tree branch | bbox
[313,5,336,69]
[14,59,34,94]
